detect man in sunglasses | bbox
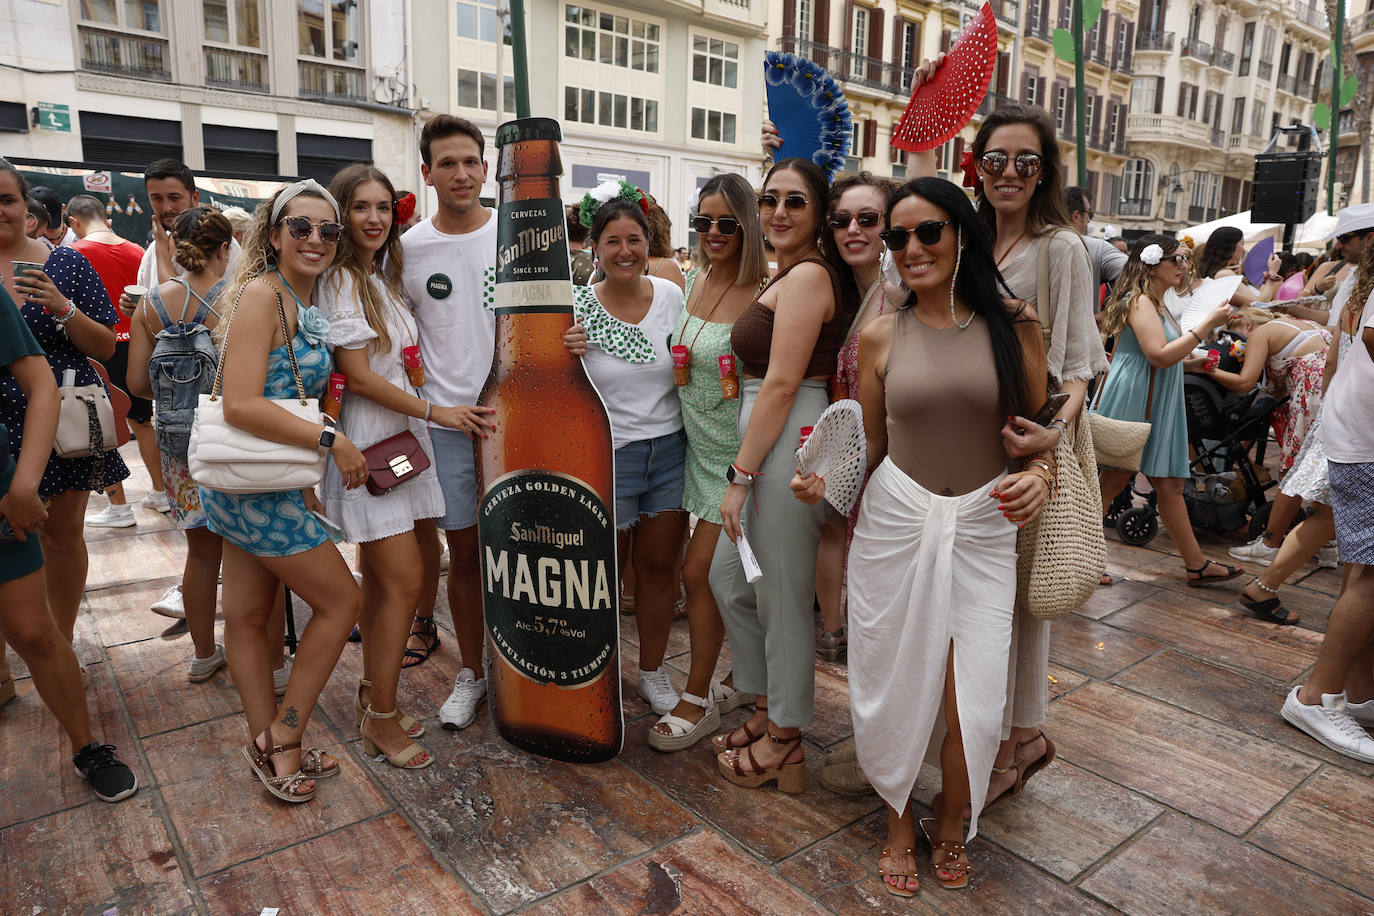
[1064,187,1124,293]
[1289,203,1374,326]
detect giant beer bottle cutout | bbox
[476,118,624,763]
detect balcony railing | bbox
[1119,198,1152,217]
[1180,38,1213,64]
[1028,19,1053,41]
[1293,1,1328,29]
[1210,126,1226,147]
[1357,9,1374,34]
[1136,31,1175,52]
[1112,47,1134,71]
[1277,73,1296,94]
[204,46,268,93]
[1213,48,1236,70]
[78,24,171,81]
[775,37,911,96]
[298,60,366,101]
[1258,60,1273,80]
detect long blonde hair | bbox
[1099,234,1179,339]
[328,164,406,354]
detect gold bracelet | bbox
[424,401,433,422]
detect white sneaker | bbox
[1281,687,1374,763]
[1228,536,1277,566]
[1348,698,1374,727]
[86,504,136,528]
[149,585,185,619]
[1317,544,1340,569]
[637,666,679,715]
[273,656,293,697]
[440,667,486,730]
[141,491,172,513]
[187,644,226,682]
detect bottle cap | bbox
[495,118,563,146]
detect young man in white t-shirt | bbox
[126,159,243,293]
[401,115,499,729]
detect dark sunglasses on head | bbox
[691,215,740,236]
[826,209,883,230]
[977,151,1044,179]
[879,219,953,250]
[758,192,809,211]
[279,215,343,244]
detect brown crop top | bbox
[884,307,1010,496]
[731,257,847,378]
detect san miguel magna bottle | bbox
[475,117,623,763]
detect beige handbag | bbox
[187,288,327,494]
[55,374,117,459]
[1088,333,1155,472]
[1014,232,1108,619]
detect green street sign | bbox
[37,102,70,132]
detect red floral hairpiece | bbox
[395,192,416,224]
[635,188,654,216]
[959,151,981,190]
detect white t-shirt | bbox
[1328,266,1358,328]
[1323,290,1374,464]
[400,213,498,408]
[137,236,242,290]
[574,276,684,450]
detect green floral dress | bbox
[673,268,745,524]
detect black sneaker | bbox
[72,743,139,802]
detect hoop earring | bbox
[951,226,972,330]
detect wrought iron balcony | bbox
[774,37,910,96]
[204,46,268,93]
[1118,198,1152,217]
[1277,72,1296,94]
[1180,38,1213,64]
[1136,31,1175,53]
[78,24,171,81]
[1210,126,1226,147]
[1213,48,1236,70]
[298,60,366,101]
[1293,2,1328,29]
[1258,60,1273,80]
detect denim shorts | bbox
[430,427,480,531]
[614,429,687,530]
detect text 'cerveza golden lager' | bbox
[476,117,623,763]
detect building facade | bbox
[0,0,418,193]
[1334,2,1374,209]
[1118,0,1329,234]
[410,0,769,248]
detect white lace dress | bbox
[1280,331,1353,505]
[317,268,445,542]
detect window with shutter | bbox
[863,118,877,158]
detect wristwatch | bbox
[725,464,758,486]
[318,426,336,450]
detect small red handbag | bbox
[362,430,431,496]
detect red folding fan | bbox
[891,3,999,153]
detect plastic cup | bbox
[323,372,346,420]
[402,344,425,387]
[718,354,738,399]
[1203,350,1221,372]
[671,345,691,386]
[799,425,814,448]
[123,284,148,303]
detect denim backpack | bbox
[146,277,224,459]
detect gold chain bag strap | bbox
[187,284,327,494]
[1014,230,1108,620]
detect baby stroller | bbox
[1104,329,1287,546]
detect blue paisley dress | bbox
[199,304,332,557]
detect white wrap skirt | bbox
[848,457,1017,840]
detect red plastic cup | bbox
[323,372,346,420]
[799,425,814,448]
[671,344,691,386]
[1204,349,1221,372]
[718,354,738,399]
[402,344,425,387]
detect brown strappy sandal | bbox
[1016,730,1057,791]
[242,730,316,803]
[878,846,919,897]
[711,717,764,752]
[920,818,970,889]
[717,731,805,793]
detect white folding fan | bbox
[796,399,867,515]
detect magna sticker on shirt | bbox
[427,273,453,299]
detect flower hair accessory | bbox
[577,179,647,228]
[394,192,416,224]
[959,150,981,189]
[1139,243,1164,266]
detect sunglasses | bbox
[826,209,883,230]
[691,215,740,236]
[279,216,343,244]
[1159,254,1190,265]
[977,151,1044,179]
[758,192,809,212]
[879,219,953,250]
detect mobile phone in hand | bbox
[1031,391,1071,427]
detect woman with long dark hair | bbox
[708,157,853,792]
[1194,226,1282,306]
[1095,235,1242,587]
[795,178,1050,893]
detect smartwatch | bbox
[318,426,336,450]
[725,464,756,486]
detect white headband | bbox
[270,179,340,224]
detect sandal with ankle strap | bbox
[711,717,764,752]
[242,730,316,803]
[1239,579,1299,625]
[1185,559,1243,587]
[401,616,440,669]
[919,817,970,889]
[1016,730,1057,792]
[718,731,805,793]
[878,846,919,898]
[361,706,433,769]
[648,691,721,752]
[354,679,424,737]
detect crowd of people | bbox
[3,97,1374,896]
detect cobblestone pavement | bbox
[3,443,1371,915]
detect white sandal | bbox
[647,691,721,752]
[710,680,756,715]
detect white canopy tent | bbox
[1181,209,1338,251]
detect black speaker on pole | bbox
[1250,151,1323,224]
